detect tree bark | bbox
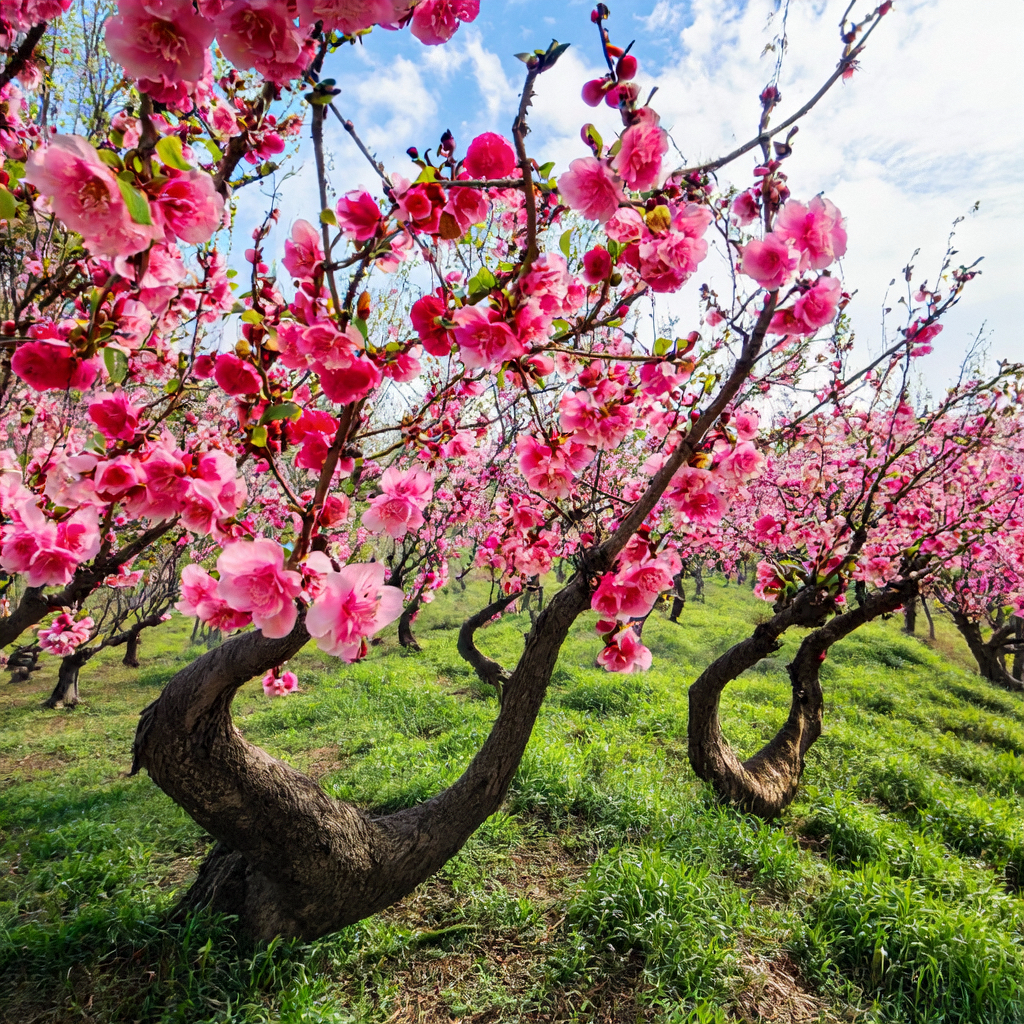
[1013,617,1023,683]
[688,583,915,817]
[669,571,686,623]
[903,595,917,635]
[45,651,89,709]
[123,629,142,668]
[950,612,1022,691]
[457,591,521,698]
[921,595,936,641]
[133,574,593,941]
[398,594,422,652]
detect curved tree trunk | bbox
[457,590,521,699]
[398,590,424,652]
[45,651,90,709]
[133,575,592,941]
[950,612,1022,691]
[688,584,915,817]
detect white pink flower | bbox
[558,157,623,224]
[216,539,302,638]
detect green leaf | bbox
[352,317,369,342]
[164,379,181,395]
[261,402,301,424]
[654,337,672,357]
[240,309,264,325]
[537,161,555,179]
[414,165,439,184]
[103,346,128,385]
[115,176,153,225]
[559,228,573,259]
[203,139,224,162]
[320,207,337,226]
[155,135,192,171]
[0,185,18,221]
[251,425,268,447]
[467,267,497,296]
[96,149,123,171]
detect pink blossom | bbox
[320,357,382,405]
[214,0,312,84]
[582,246,612,284]
[283,219,324,279]
[104,1,215,94]
[176,562,251,631]
[93,458,140,501]
[612,119,667,191]
[666,467,727,524]
[12,340,99,392]
[638,232,708,293]
[907,320,942,357]
[753,515,782,544]
[151,170,224,244]
[774,196,847,271]
[296,0,396,33]
[216,539,302,638]
[444,183,489,234]
[89,392,140,441]
[740,233,799,290]
[731,189,760,225]
[753,560,784,601]
[409,0,478,45]
[604,207,644,243]
[305,561,404,661]
[463,132,516,179]
[261,668,298,696]
[717,441,764,484]
[6,0,72,32]
[596,628,652,673]
[335,191,381,241]
[23,135,159,256]
[733,409,760,441]
[517,436,593,499]
[411,292,454,357]
[361,466,433,539]
[213,353,262,395]
[452,306,524,369]
[793,275,842,331]
[558,157,623,224]
[38,612,94,657]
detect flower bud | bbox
[616,54,637,80]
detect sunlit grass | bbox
[2,578,1024,1022]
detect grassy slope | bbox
[2,580,1024,1024]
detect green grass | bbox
[3,579,1024,1023]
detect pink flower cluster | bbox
[518,436,594,500]
[261,668,298,697]
[177,539,302,638]
[305,560,404,661]
[37,611,94,657]
[362,466,434,539]
[596,626,653,674]
[592,552,680,623]
[741,196,846,291]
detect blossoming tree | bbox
[4,0,1006,937]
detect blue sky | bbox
[232,0,1023,391]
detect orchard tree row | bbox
[0,0,1021,939]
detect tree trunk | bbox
[123,629,142,668]
[1013,617,1023,683]
[903,595,917,635]
[133,574,593,941]
[45,651,89,709]
[669,572,685,623]
[398,595,422,652]
[688,584,915,817]
[692,565,705,603]
[950,612,1022,691]
[921,595,936,641]
[457,591,521,699]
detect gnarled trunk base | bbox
[45,655,84,709]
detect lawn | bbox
[2,579,1024,1023]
